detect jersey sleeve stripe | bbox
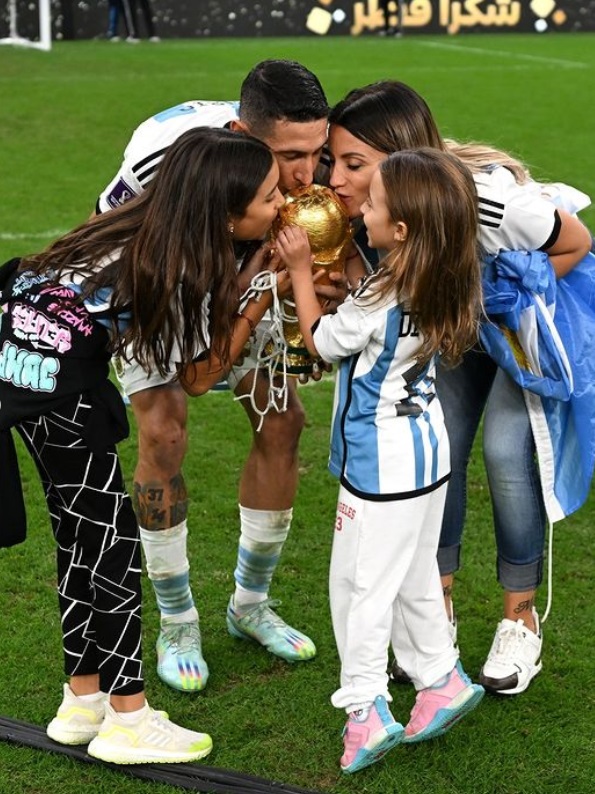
[539,209,562,251]
[131,146,169,174]
[136,164,161,185]
[479,207,505,220]
[478,196,505,210]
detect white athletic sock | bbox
[115,705,149,722]
[139,520,198,624]
[233,506,292,610]
[75,691,104,702]
[349,702,373,721]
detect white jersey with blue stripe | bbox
[313,273,450,500]
[97,100,239,213]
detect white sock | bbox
[75,691,104,702]
[139,521,198,623]
[348,702,373,721]
[233,506,292,609]
[115,705,148,722]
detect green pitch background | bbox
[0,34,594,794]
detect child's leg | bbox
[17,398,143,696]
[19,398,212,763]
[389,485,483,743]
[390,485,458,688]
[330,488,396,708]
[330,487,422,773]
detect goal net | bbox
[0,0,51,50]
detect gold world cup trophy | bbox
[270,184,352,376]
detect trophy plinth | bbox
[270,185,352,376]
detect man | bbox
[97,60,329,692]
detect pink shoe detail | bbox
[403,662,484,743]
[340,696,404,774]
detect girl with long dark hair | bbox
[0,126,284,764]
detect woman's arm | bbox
[180,243,293,396]
[545,209,592,278]
[178,293,272,396]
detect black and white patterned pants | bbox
[16,395,143,695]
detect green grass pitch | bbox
[0,33,594,794]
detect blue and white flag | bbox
[480,250,595,522]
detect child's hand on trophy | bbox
[275,226,314,275]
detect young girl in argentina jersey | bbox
[275,148,485,774]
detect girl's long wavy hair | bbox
[20,127,275,375]
[373,149,482,366]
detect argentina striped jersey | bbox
[313,276,450,500]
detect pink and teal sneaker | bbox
[340,696,404,774]
[403,661,484,743]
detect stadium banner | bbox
[2,0,594,41]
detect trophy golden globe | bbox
[270,184,352,376]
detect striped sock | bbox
[139,521,198,624]
[233,506,292,610]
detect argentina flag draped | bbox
[480,250,595,522]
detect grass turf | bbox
[0,33,594,794]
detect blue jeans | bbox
[436,348,545,592]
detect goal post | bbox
[0,0,52,51]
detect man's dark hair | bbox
[239,59,329,137]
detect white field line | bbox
[418,40,588,69]
[0,229,66,240]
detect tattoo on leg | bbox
[133,482,170,530]
[513,597,534,615]
[132,476,188,530]
[168,474,189,526]
[443,585,453,598]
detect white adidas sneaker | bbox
[47,684,106,745]
[87,702,213,764]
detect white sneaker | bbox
[478,609,542,695]
[47,684,106,745]
[87,702,213,764]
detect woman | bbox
[0,126,284,763]
[327,81,592,695]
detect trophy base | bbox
[264,341,316,376]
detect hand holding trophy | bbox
[270,184,352,376]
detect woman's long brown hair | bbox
[329,80,445,155]
[374,149,482,366]
[20,127,275,376]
